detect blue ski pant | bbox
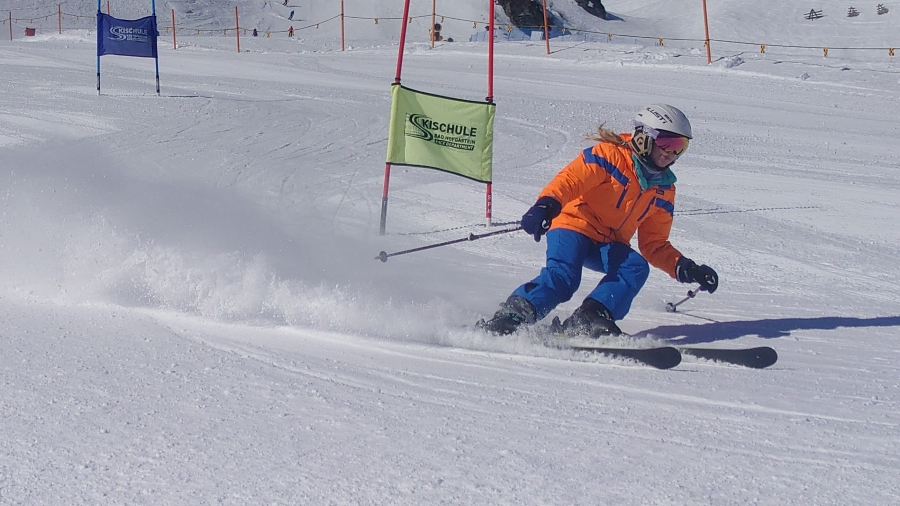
[511,228,650,321]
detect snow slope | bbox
[1,0,899,504]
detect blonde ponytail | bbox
[587,124,630,149]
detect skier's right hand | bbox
[521,197,562,242]
[676,257,719,293]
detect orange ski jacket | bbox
[538,135,684,279]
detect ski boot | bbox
[477,295,537,335]
[557,298,622,338]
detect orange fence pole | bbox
[106,1,110,15]
[541,0,550,54]
[171,9,177,50]
[701,0,711,64]
[235,6,240,53]
[431,0,436,48]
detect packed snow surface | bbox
[1,0,899,504]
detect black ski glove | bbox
[676,257,719,293]
[521,196,562,242]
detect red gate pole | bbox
[394,0,412,83]
[235,6,240,53]
[702,0,711,64]
[379,165,393,235]
[541,0,550,55]
[58,5,61,34]
[485,0,496,226]
[487,1,494,102]
[171,9,176,49]
[106,1,110,15]
[379,0,413,235]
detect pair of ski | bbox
[539,317,777,369]
[561,343,778,370]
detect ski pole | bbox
[376,226,522,262]
[666,286,703,313]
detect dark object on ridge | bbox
[575,0,607,20]
[495,0,555,29]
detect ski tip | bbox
[738,346,778,369]
[755,346,778,368]
[570,346,682,370]
[681,346,778,369]
[655,347,682,369]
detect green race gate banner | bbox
[386,84,495,183]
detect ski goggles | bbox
[654,135,690,156]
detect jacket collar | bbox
[631,152,677,190]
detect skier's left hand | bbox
[676,257,719,293]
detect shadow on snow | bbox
[634,316,900,344]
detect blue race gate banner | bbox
[97,13,158,58]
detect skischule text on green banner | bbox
[386,84,495,183]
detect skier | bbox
[480,104,719,337]
[288,10,294,20]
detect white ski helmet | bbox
[631,104,692,160]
